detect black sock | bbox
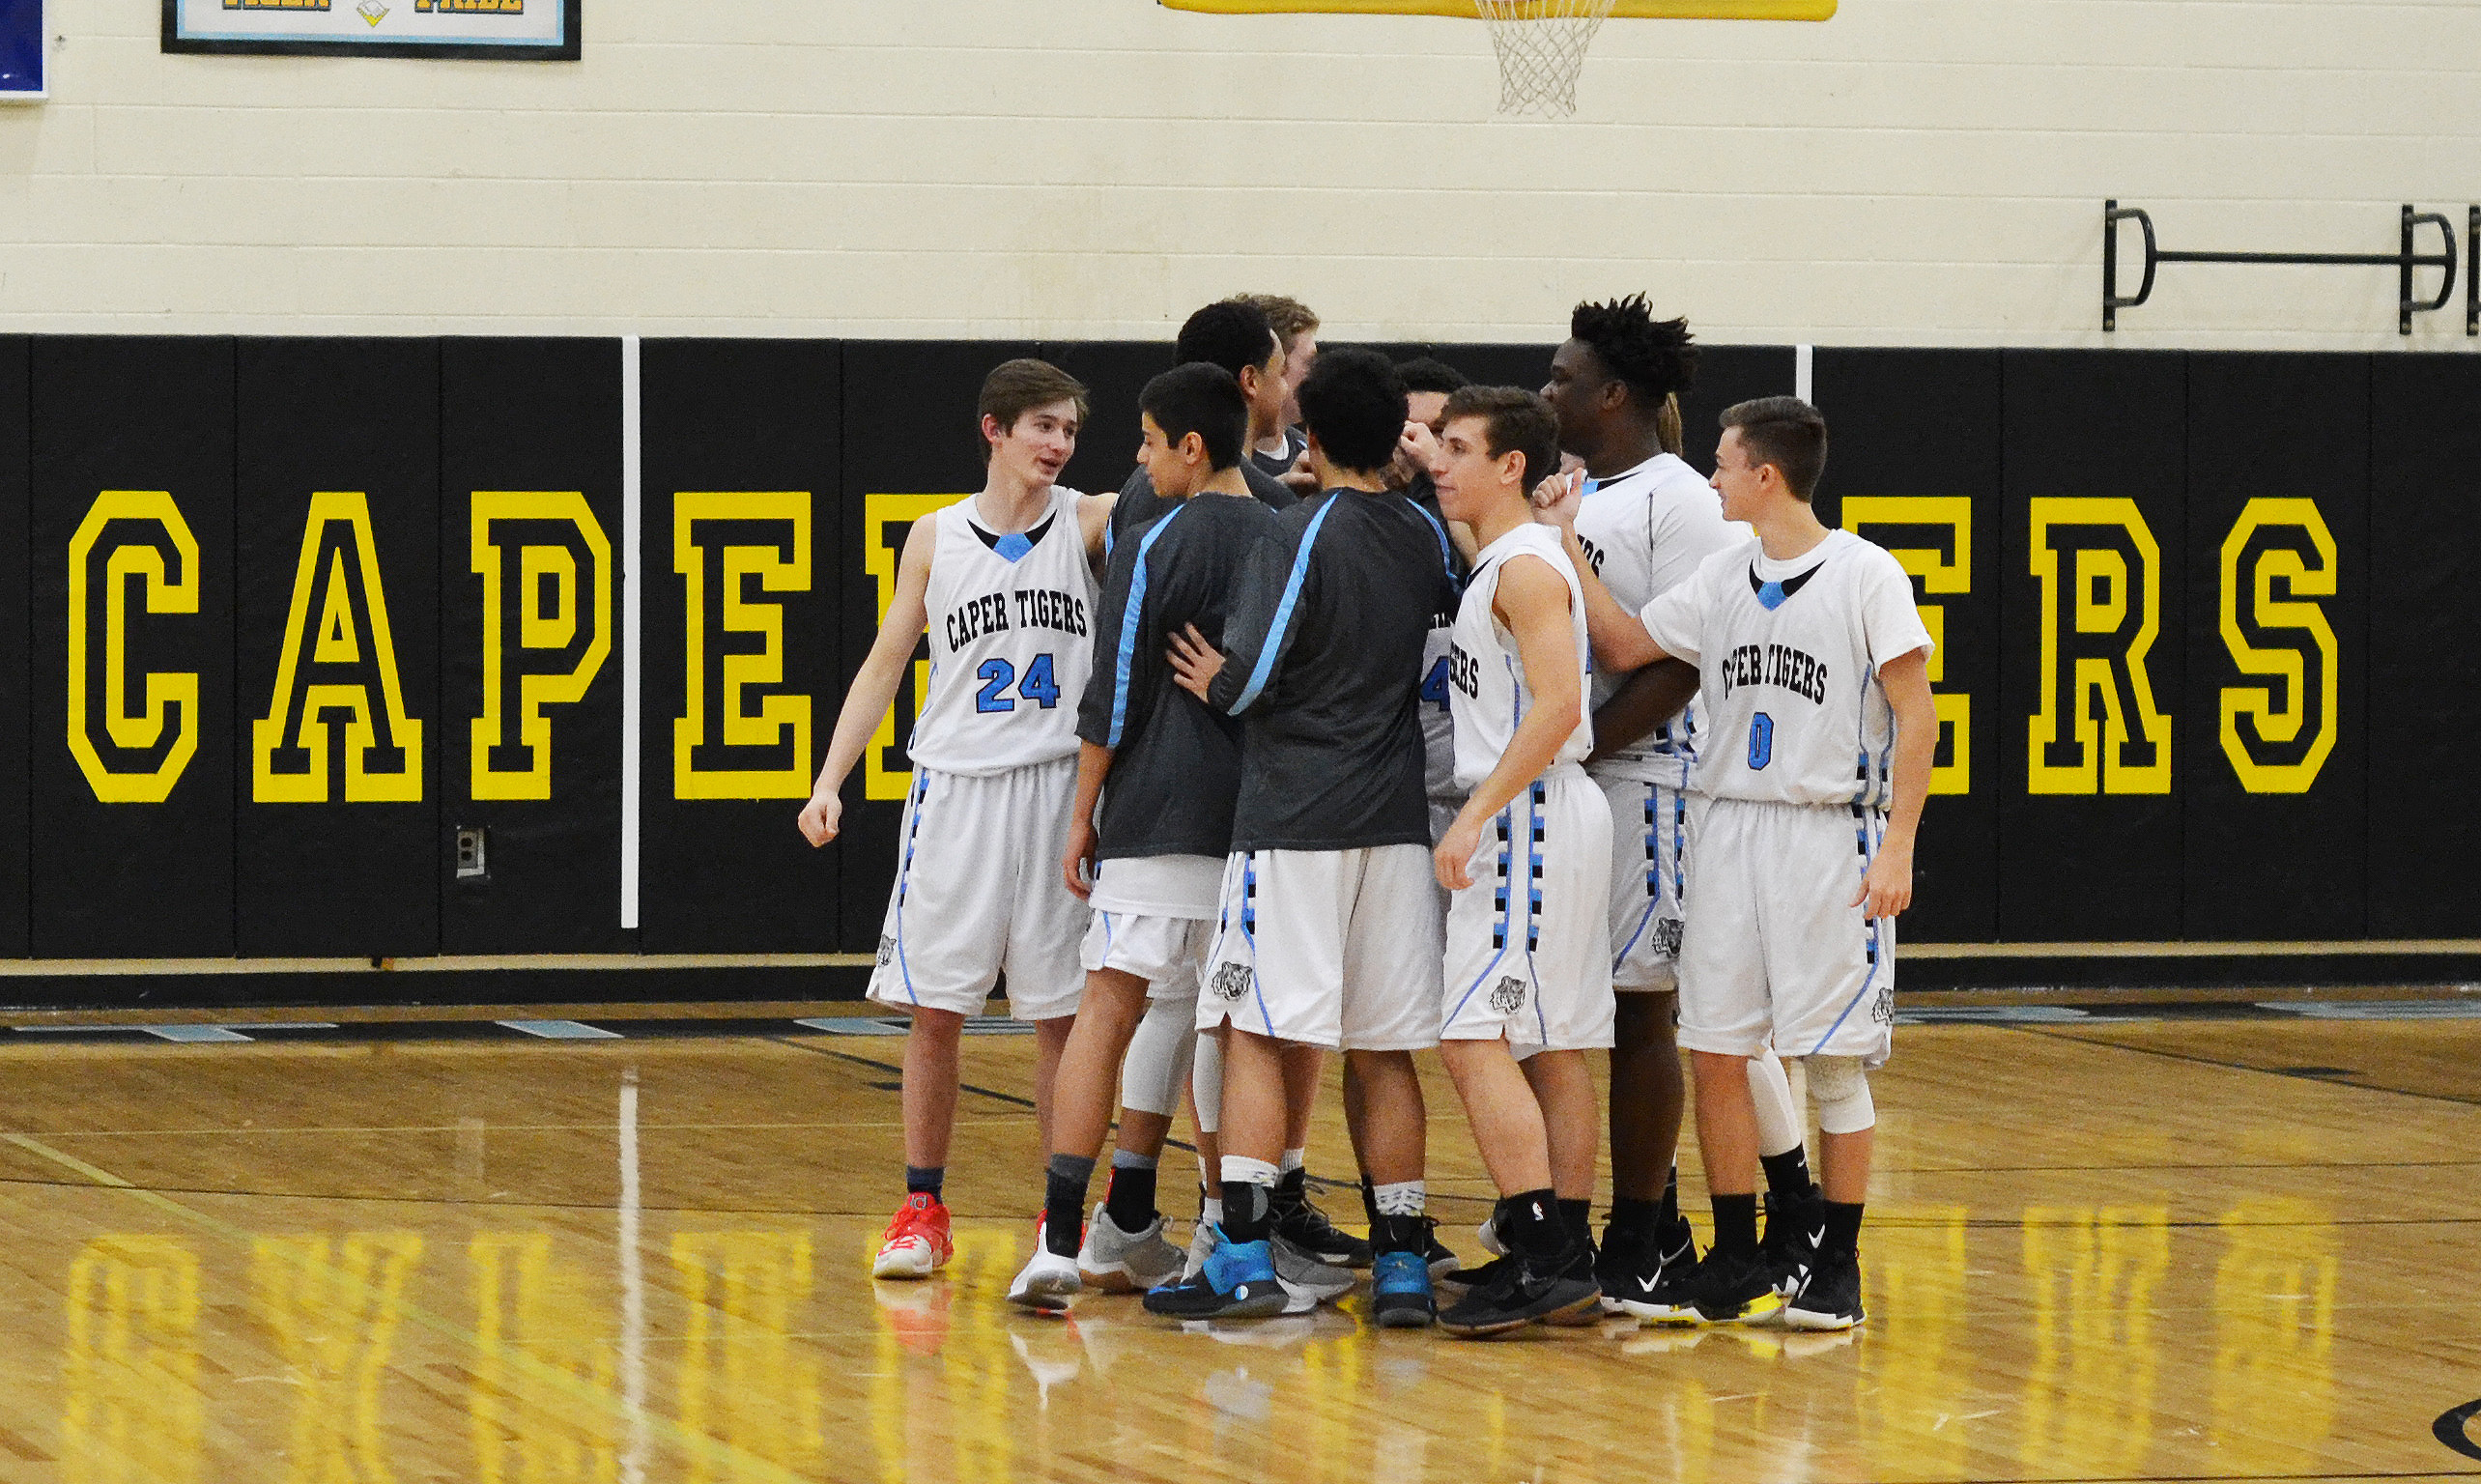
[904,1165,944,1201]
[1272,1164,1307,1210]
[1557,1198,1593,1246]
[1608,1197,1660,1237]
[1042,1155,1095,1258]
[1497,1189,1563,1257]
[1711,1193,1758,1255]
[1359,1174,1380,1229]
[1822,1200,1865,1257]
[1224,1181,1274,1243]
[1103,1157,1158,1233]
[1658,1164,1683,1233]
[1760,1144,1814,1200]
[1370,1211,1426,1256]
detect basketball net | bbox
[1474,0,1619,116]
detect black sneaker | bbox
[1438,1243,1602,1339]
[1271,1169,1373,1269]
[1441,1254,1511,1291]
[1782,1244,1866,1330]
[1685,1244,1784,1325]
[1421,1223,1460,1281]
[1603,1219,1700,1322]
[1759,1184,1826,1301]
[1542,1236,1602,1327]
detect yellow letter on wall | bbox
[470,493,613,800]
[251,492,423,803]
[68,491,202,804]
[2218,498,2339,793]
[674,492,813,800]
[2027,497,2173,794]
[1841,496,1972,795]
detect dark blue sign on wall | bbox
[0,0,43,100]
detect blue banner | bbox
[1,0,43,100]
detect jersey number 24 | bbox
[976,653,1060,713]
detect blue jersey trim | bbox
[1413,500,1453,574]
[1228,499,1336,715]
[1107,501,1187,748]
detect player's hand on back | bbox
[1166,622,1225,702]
[1852,835,1914,919]
[796,791,842,847]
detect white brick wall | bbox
[0,0,2474,347]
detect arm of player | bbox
[1437,556,1586,893]
[1076,490,1120,576]
[799,517,933,847]
[1583,658,1701,765]
[1855,645,1935,918]
[1062,741,1113,900]
[1531,468,1671,673]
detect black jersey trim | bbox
[971,511,1058,559]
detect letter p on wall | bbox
[470,492,613,801]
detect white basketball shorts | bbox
[1442,766,1615,1052]
[1198,843,1441,1051]
[1675,796,1896,1066]
[1080,855,1220,998]
[1595,769,1692,994]
[867,756,1086,1022]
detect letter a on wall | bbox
[251,492,424,803]
[67,491,202,804]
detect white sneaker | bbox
[1007,1218,1083,1312]
[1183,1217,1221,1281]
[1078,1203,1185,1293]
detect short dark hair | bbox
[1232,293,1319,345]
[1141,362,1248,471]
[1394,357,1471,397]
[1296,348,1408,474]
[1720,395,1828,500]
[1175,300,1279,382]
[1442,385,1561,495]
[1570,294,1697,414]
[978,358,1089,465]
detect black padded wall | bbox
[0,338,26,956]
[1997,351,2187,942]
[439,338,629,954]
[234,339,441,956]
[639,338,843,952]
[30,338,238,956]
[1811,350,2003,944]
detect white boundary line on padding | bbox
[620,334,643,931]
[1795,343,1813,404]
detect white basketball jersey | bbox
[1413,499,1461,800]
[1572,453,1741,785]
[908,487,1096,777]
[1639,529,1933,809]
[1448,523,1592,790]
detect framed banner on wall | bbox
[163,0,579,60]
[2,0,43,100]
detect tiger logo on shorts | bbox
[1652,919,1683,958]
[876,935,896,967]
[1489,976,1528,1014]
[1869,985,1895,1025]
[1212,962,1252,1001]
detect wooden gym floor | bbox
[0,1005,2475,1483]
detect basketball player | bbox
[1540,296,1820,1320]
[798,358,1115,1280]
[1146,349,1455,1323]
[1427,385,1611,1337]
[1006,363,1279,1309]
[1232,293,1318,486]
[1546,396,1935,1331]
[1110,300,1298,542]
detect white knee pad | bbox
[1804,1055,1875,1135]
[1189,1030,1222,1135]
[1119,994,1198,1118]
[1747,1049,1805,1156]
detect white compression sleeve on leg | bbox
[1190,1030,1222,1136]
[1118,993,1197,1118]
[1749,1048,1806,1156]
[1804,1055,1876,1135]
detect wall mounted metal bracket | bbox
[2103,201,2471,335]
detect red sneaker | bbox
[872,1192,954,1279]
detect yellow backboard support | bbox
[1160,1,1833,17]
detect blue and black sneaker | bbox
[1369,1248,1436,1328]
[1141,1228,1288,1320]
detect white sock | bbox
[1374,1181,1425,1216]
[1222,1155,1280,1189]
[1201,1197,1224,1224]
[1279,1147,1306,1175]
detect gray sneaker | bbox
[1077,1203,1185,1293]
[1271,1233,1355,1309]
[1183,1215,1220,1280]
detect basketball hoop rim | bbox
[1157,1,1835,18]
